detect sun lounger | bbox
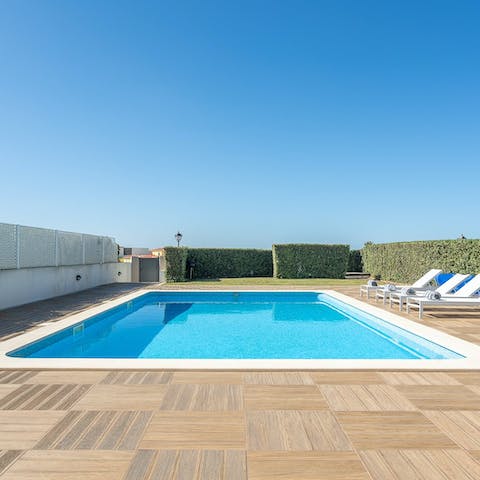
[374,269,442,304]
[360,280,381,298]
[388,273,470,311]
[407,274,480,318]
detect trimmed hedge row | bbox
[164,247,273,281]
[165,244,361,281]
[348,250,363,272]
[164,247,188,282]
[362,240,480,283]
[186,248,273,279]
[273,244,350,279]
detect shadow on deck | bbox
[0,283,149,340]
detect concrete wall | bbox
[131,256,140,283]
[0,262,131,310]
[0,222,132,311]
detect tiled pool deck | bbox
[0,282,480,479]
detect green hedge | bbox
[164,247,188,282]
[164,247,273,281]
[186,248,273,279]
[362,240,480,283]
[272,244,350,279]
[348,250,364,272]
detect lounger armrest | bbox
[409,287,433,292]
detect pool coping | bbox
[1,288,480,370]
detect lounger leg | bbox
[399,297,403,311]
[419,303,423,319]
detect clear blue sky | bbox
[1,1,479,249]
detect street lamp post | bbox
[175,231,183,247]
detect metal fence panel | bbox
[57,231,83,266]
[84,234,103,264]
[0,223,17,269]
[18,225,56,268]
[103,237,118,263]
[1,223,118,269]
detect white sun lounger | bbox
[374,269,442,304]
[360,282,381,298]
[407,274,480,318]
[388,273,470,311]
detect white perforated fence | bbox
[0,223,118,270]
[0,223,17,269]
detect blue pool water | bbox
[9,292,462,359]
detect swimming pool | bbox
[7,291,463,360]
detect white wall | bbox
[0,263,132,311]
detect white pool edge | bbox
[1,289,480,370]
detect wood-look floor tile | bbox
[464,333,480,343]
[247,410,352,451]
[57,411,101,450]
[380,372,461,386]
[0,450,134,480]
[117,411,152,450]
[172,372,244,384]
[159,384,243,411]
[140,411,246,449]
[469,451,480,463]
[97,412,137,450]
[395,385,480,410]
[359,449,480,480]
[0,384,91,410]
[424,410,480,449]
[337,412,456,449]
[123,449,156,480]
[245,385,327,410]
[449,372,480,385]
[169,450,198,479]
[310,372,383,385]
[29,371,107,385]
[0,411,65,449]
[0,371,37,384]
[0,385,21,402]
[0,450,22,476]
[124,450,246,480]
[244,372,314,385]
[247,452,370,480]
[467,385,480,396]
[101,371,173,385]
[321,385,416,411]
[74,385,167,410]
[35,410,152,450]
